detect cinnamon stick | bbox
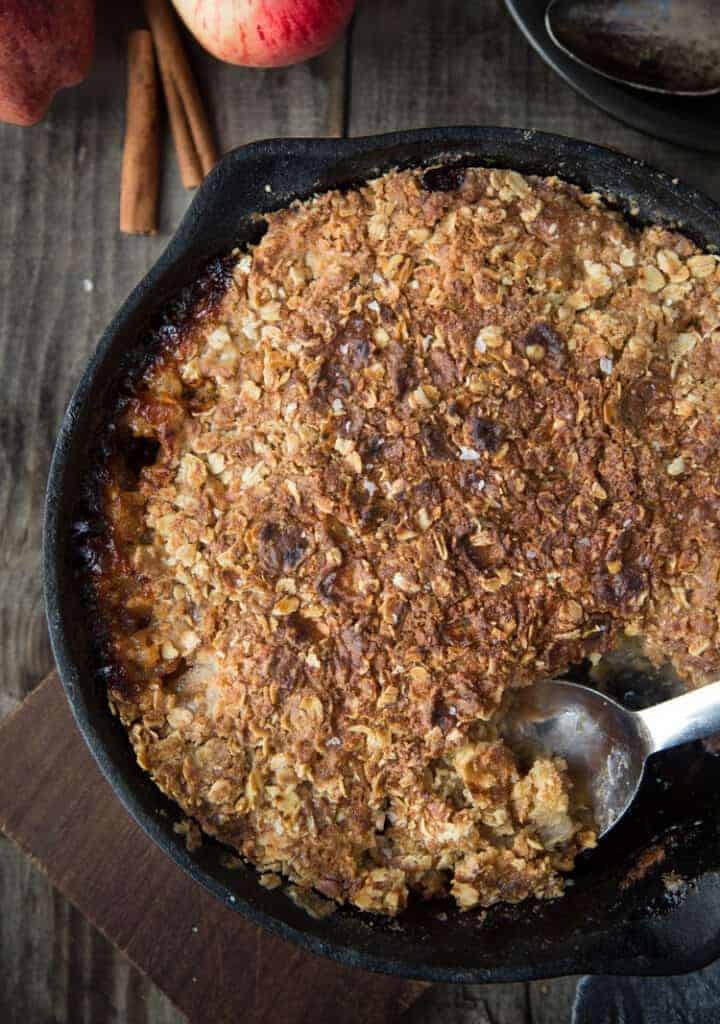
[161,66,203,188]
[144,0,218,188]
[120,30,160,235]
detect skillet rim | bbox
[43,126,720,982]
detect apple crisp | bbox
[82,164,720,915]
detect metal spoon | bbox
[503,678,720,837]
[545,0,720,96]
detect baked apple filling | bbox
[83,165,720,914]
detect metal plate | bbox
[505,0,720,152]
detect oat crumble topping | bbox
[86,165,720,915]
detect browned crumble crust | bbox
[90,165,720,915]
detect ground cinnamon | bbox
[120,30,160,234]
[144,0,218,188]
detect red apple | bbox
[170,0,355,68]
[0,0,95,126]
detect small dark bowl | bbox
[44,128,720,983]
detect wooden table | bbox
[2,2,719,1020]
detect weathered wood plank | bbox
[348,0,720,198]
[0,3,346,1021]
[4,0,720,1020]
[0,675,427,1024]
[0,5,346,711]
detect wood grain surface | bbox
[2,1,719,1020]
[0,674,426,1024]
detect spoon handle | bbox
[635,679,720,755]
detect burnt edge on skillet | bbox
[45,128,720,983]
[72,255,237,704]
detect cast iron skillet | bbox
[45,128,720,983]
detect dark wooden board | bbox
[0,3,346,1021]
[0,674,426,1024]
[3,0,720,1019]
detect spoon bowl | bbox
[545,0,720,97]
[503,677,720,837]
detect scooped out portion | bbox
[83,164,720,915]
